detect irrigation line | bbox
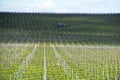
[12,44,37,79]
[51,44,73,78]
[25,44,37,67]
[53,36,77,79]
[44,36,47,80]
[59,36,80,79]
[4,43,28,79]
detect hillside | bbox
[0,12,120,45]
[0,12,120,80]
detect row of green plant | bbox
[0,42,120,80]
[0,12,120,80]
[46,47,68,80]
[0,12,120,45]
[55,42,120,80]
[20,44,44,80]
[0,43,34,80]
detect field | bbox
[0,12,120,80]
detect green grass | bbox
[0,12,120,80]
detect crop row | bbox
[55,42,120,79]
[0,43,34,80]
[0,13,120,45]
[0,41,120,80]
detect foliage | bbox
[0,12,120,80]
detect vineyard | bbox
[0,12,120,80]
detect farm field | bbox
[0,12,120,80]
